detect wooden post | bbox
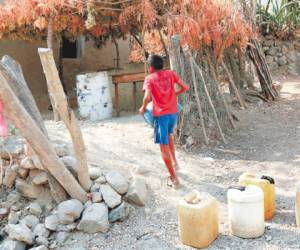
[189,57,209,145]
[0,63,87,202]
[115,83,120,117]
[38,48,92,192]
[192,58,227,144]
[133,82,137,112]
[221,62,247,109]
[1,55,67,202]
[206,55,236,129]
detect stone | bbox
[92,192,102,203]
[17,168,29,179]
[89,168,102,180]
[0,240,26,250]
[56,231,70,244]
[57,199,83,224]
[265,55,274,64]
[2,192,21,208]
[15,178,46,199]
[54,144,69,157]
[21,215,39,229]
[8,211,19,224]
[5,224,33,244]
[105,170,129,195]
[29,246,48,250]
[263,39,273,47]
[90,183,101,192]
[100,184,122,208]
[0,137,24,160]
[35,236,49,246]
[45,214,59,231]
[0,207,9,216]
[108,202,130,223]
[95,175,106,184]
[268,62,279,70]
[31,171,48,185]
[56,223,77,232]
[20,157,35,170]
[84,200,92,209]
[29,202,42,216]
[61,156,78,177]
[287,51,297,63]
[278,56,287,66]
[266,47,277,56]
[78,203,109,233]
[3,164,19,188]
[124,177,148,206]
[33,224,50,238]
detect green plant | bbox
[257,0,300,37]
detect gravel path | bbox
[47,75,300,250]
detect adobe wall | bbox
[0,39,144,115]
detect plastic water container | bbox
[239,173,275,220]
[143,102,183,127]
[296,183,300,228]
[76,71,113,121]
[177,190,219,248]
[227,185,265,238]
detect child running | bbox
[139,55,189,188]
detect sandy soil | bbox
[46,75,300,250]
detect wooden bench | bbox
[112,72,145,117]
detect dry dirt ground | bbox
[46,75,300,250]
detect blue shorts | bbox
[154,113,178,145]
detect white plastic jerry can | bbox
[227,185,265,238]
[177,190,219,249]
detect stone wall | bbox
[261,35,300,75]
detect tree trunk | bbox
[0,63,87,202]
[1,55,67,202]
[38,48,92,192]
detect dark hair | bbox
[148,55,164,70]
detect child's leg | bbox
[168,134,178,166]
[160,144,179,183]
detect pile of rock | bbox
[261,35,300,75]
[0,137,149,250]
[1,170,148,249]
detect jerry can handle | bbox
[228,185,246,191]
[261,175,275,184]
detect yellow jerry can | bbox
[177,190,219,249]
[239,173,275,220]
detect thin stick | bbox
[222,61,247,109]
[206,54,236,129]
[191,58,227,144]
[189,57,209,145]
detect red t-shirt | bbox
[143,70,179,117]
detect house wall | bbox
[0,38,145,115]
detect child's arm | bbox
[175,78,189,96]
[139,89,152,114]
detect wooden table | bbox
[112,72,145,117]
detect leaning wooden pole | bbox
[38,48,92,191]
[221,61,247,109]
[189,57,209,145]
[0,63,87,202]
[206,55,236,129]
[191,58,227,144]
[1,56,67,202]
